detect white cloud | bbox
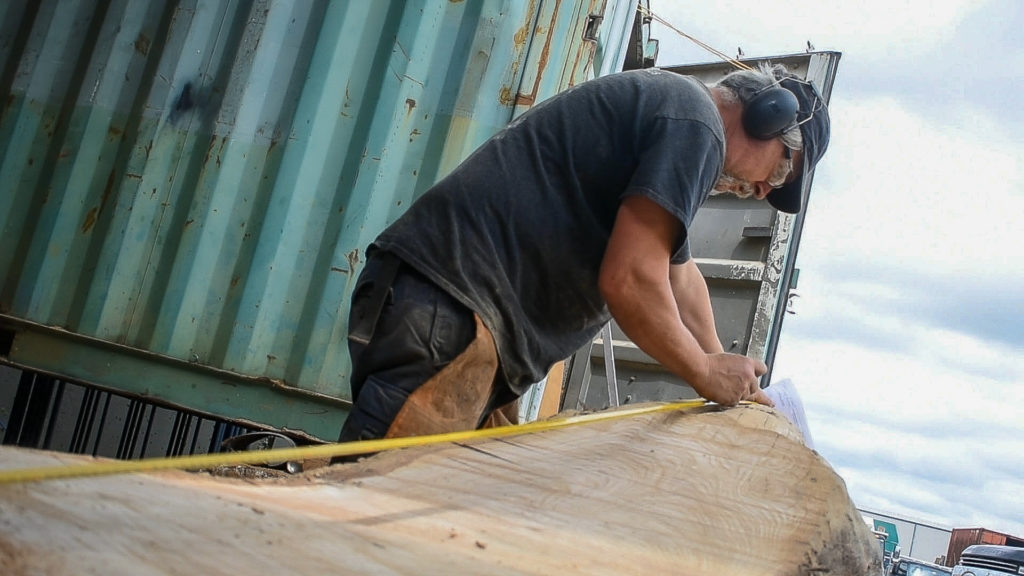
[651,0,983,63]
[652,0,1024,543]
[804,95,1024,281]
[772,332,1024,535]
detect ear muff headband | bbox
[742,86,799,140]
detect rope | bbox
[636,4,754,72]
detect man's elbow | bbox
[598,266,630,311]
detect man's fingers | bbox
[750,389,774,407]
[753,359,768,376]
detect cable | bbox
[636,4,754,72]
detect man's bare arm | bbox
[669,259,773,405]
[670,260,724,354]
[599,196,768,406]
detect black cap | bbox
[766,77,831,214]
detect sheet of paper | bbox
[765,378,815,449]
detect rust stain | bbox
[405,98,416,117]
[514,24,528,46]
[134,33,151,56]
[81,207,99,233]
[184,218,194,229]
[108,125,123,136]
[515,2,552,109]
[500,86,515,107]
[204,135,217,164]
[515,0,539,49]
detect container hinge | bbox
[584,14,603,42]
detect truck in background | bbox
[951,545,1024,576]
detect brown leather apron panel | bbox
[384,314,503,438]
[480,399,520,429]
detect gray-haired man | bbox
[338,63,830,443]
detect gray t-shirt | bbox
[374,69,725,398]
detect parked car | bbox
[952,545,1024,576]
[888,557,952,576]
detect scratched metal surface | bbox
[0,0,638,437]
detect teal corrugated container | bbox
[0,0,640,439]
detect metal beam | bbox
[0,317,349,442]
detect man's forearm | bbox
[601,197,766,405]
[603,270,710,389]
[670,261,724,354]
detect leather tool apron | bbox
[385,314,517,438]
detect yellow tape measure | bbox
[0,400,711,486]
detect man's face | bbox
[714,143,799,200]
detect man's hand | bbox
[697,353,773,407]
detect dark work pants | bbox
[338,251,477,443]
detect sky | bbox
[650,0,1024,539]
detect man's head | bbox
[712,64,831,214]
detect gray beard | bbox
[711,173,757,199]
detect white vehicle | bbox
[952,545,1024,576]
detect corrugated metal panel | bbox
[0,0,639,439]
[563,52,842,412]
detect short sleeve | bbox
[623,117,723,262]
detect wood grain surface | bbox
[0,404,881,575]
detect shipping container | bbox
[946,528,1024,567]
[0,0,647,442]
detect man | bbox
[338,63,830,442]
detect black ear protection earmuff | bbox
[741,85,800,140]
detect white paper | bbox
[764,378,815,449]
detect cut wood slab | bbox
[0,404,881,575]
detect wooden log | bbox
[0,404,881,575]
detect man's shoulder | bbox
[595,70,716,122]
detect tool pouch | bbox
[385,314,501,438]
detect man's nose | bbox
[753,182,772,200]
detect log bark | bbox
[0,404,881,575]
